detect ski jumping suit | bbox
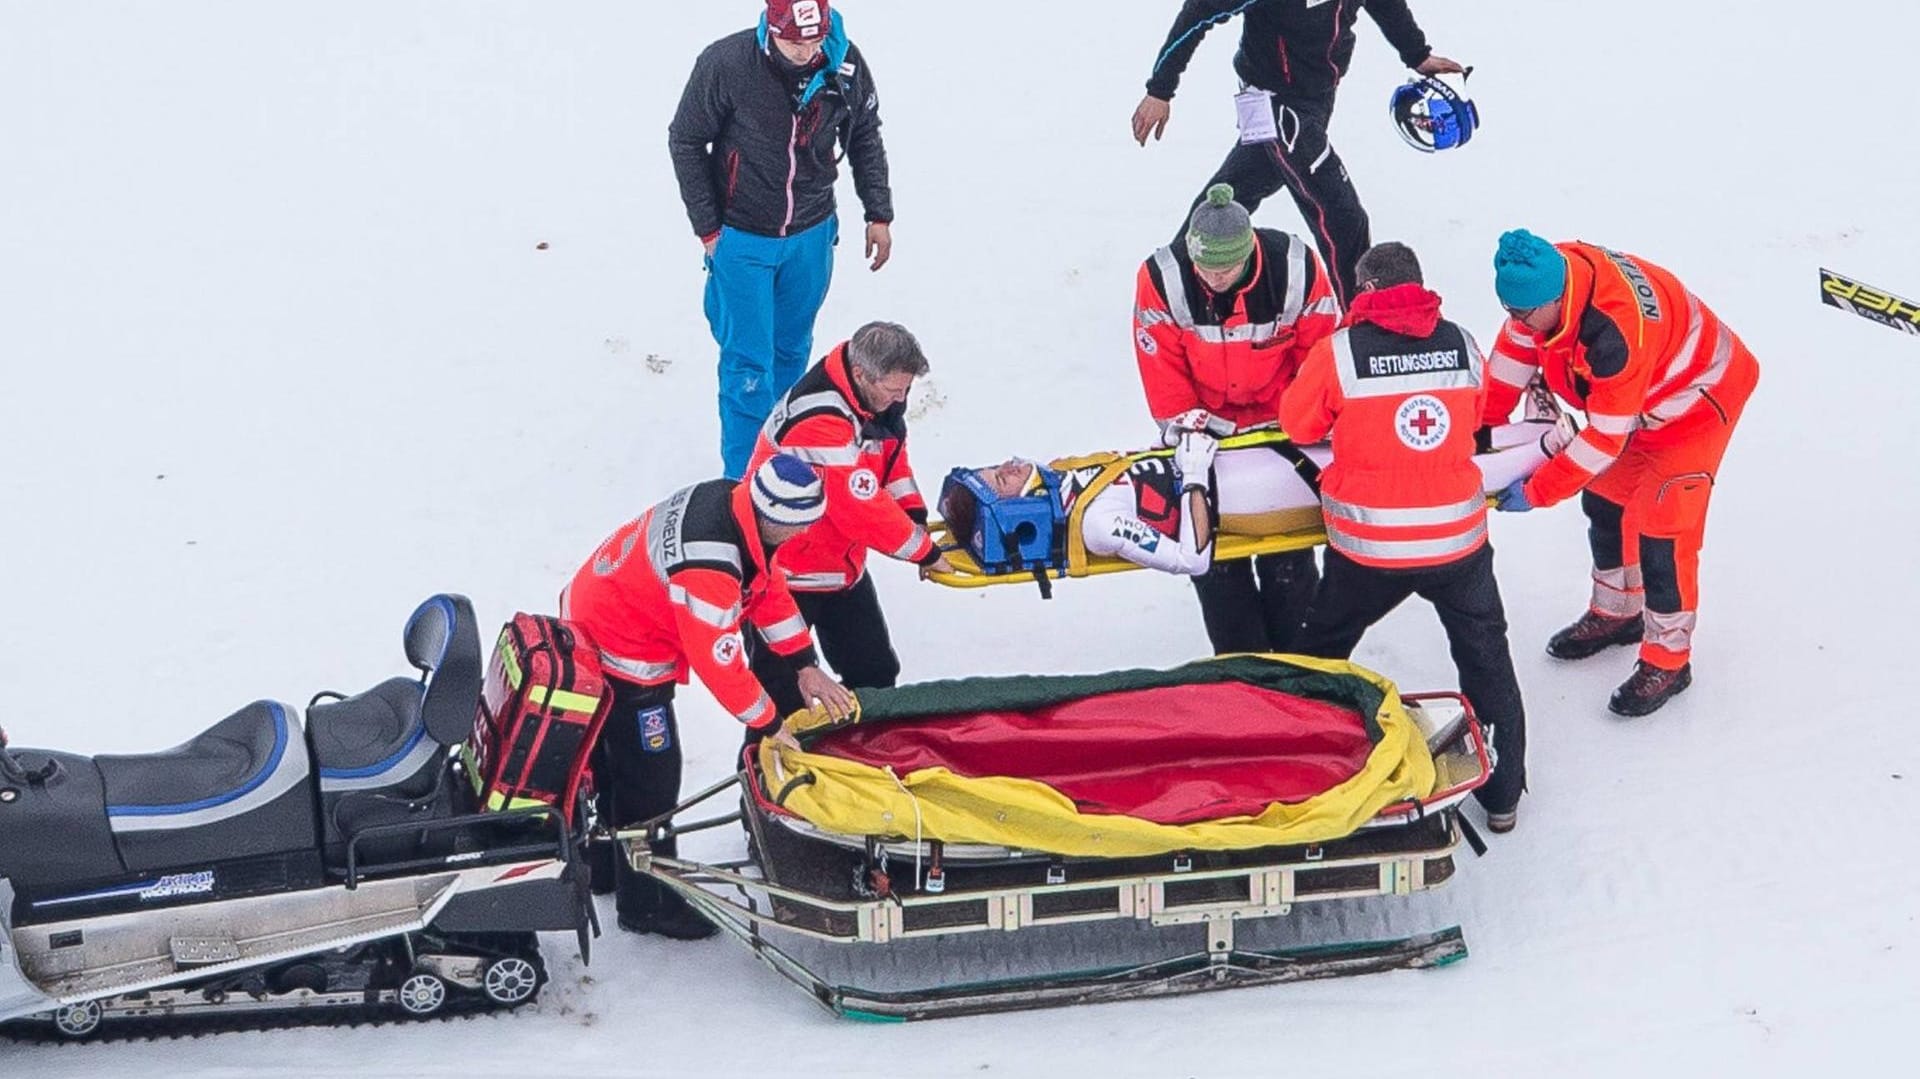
[744,344,940,717]
[1144,0,1439,305]
[669,12,893,478]
[1281,282,1527,814]
[1484,243,1759,672]
[1135,226,1341,654]
[561,479,818,923]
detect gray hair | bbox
[847,321,930,379]
[1355,242,1424,290]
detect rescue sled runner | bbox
[621,656,1492,1020]
[0,596,598,1040]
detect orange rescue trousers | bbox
[1581,344,1758,671]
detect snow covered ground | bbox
[3,1,1916,1074]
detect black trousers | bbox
[1178,94,1369,306]
[1192,548,1319,656]
[592,678,699,925]
[748,572,900,721]
[1295,545,1528,814]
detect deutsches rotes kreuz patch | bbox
[639,706,672,753]
[1395,394,1451,452]
[1136,327,1158,355]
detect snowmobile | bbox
[0,594,593,1041]
[620,655,1493,1021]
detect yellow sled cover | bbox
[757,656,1437,858]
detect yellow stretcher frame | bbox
[925,430,1330,590]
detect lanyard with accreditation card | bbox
[1234,86,1278,145]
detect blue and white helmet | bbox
[1389,75,1479,153]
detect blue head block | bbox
[939,466,1067,575]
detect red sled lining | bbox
[813,682,1376,826]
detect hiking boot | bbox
[1608,661,1693,718]
[1546,611,1644,660]
[1485,807,1518,834]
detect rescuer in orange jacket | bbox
[1280,241,1527,831]
[1134,184,1341,654]
[562,453,854,938]
[744,321,953,715]
[1485,230,1759,717]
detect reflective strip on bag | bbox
[525,685,603,715]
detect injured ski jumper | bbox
[1485,230,1760,716]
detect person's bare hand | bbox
[703,236,718,258]
[1132,95,1171,146]
[1416,55,1466,76]
[920,554,956,580]
[770,725,802,753]
[865,222,892,272]
[795,665,854,721]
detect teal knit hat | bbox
[1493,229,1568,310]
[1187,184,1256,271]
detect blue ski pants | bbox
[703,216,838,478]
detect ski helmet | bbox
[1389,75,1479,153]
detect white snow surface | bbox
[3,1,1917,1075]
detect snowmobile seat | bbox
[306,594,481,861]
[95,700,317,874]
[0,748,127,893]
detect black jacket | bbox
[668,28,892,241]
[1145,0,1433,105]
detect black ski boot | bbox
[1546,611,1644,660]
[1608,661,1693,717]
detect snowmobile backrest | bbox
[404,594,483,747]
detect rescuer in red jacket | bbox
[1134,184,1341,654]
[1280,242,1526,832]
[1485,231,1759,717]
[745,321,952,715]
[563,453,854,938]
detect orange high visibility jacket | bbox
[1281,284,1489,570]
[1135,229,1341,431]
[747,345,938,593]
[562,480,816,730]
[1482,242,1760,508]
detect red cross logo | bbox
[1409,409,1439,438]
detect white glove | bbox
[1172,430,1218,491]
[1160,408,1229,447]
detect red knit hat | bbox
[767,0,830,42]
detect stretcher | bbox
[617,655,1493,1020]
[927,405,1571,592]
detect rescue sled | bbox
[0,595,596,1041]
[619,655,1492,1020]
[926,390,1572,592]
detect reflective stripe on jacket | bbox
[1482,242,1761,508]
[1135,228,1341,432]
[563,480,816,729]
[748,344,936,592]
[1281,284,1488,570]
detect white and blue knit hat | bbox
[750,453,827,527]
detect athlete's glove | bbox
[1160,408,1230,447]
[1173,430,1219,492]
